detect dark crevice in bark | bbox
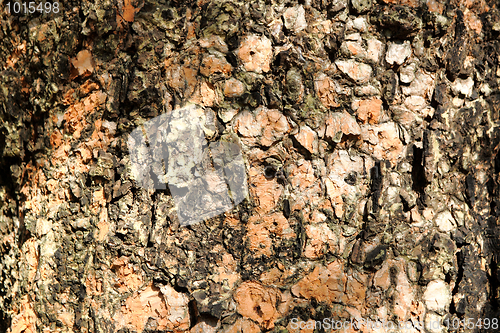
[370,160,382,214]
[411,145,427,208]
[450,249,465,316]
[494,151,500,174]
[487,257,500,314]
[187,299,199,328]
[465,173,476,209]
[0,309,11,333]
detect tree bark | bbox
[1,0,500,332]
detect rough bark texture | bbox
[1,0,500,332]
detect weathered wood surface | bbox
[1,0,500,332]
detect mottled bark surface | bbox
[1,0,500,332]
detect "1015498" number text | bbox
[6,1,59,15]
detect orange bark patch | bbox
[288,160,316,191]
[224,78,246,98]
[303,223,338,259]
[85,270,103,297]
[77,146,92,164]
[20,77,30,94]
[117,0,141,28]
[360,122,404,163]
[92,188,106,209]
[373,261,391,290]
[342,272,368,307]
[165,64,183,90]
[294,125,318,154]
[390,259,414,321]
[464,9,483,34]
[63,90,106,139]
[96,207,109,242]
[50,130,63,148]
[325,111,361,142]
[10,296,37,333]
[246,212,296,256]
[463,0,489,11]
[200,55,232,77]
[381,0,420,7]
[111,257,144,292]
[78,80,100,95]
[57,310,75,329]
[31,22,50,43]
[234,281,281,330]
[21,166,47,216]
[315,73,339,108]
[426,0,444,13]
[261,110,290,146]
[212,252,241,288]
[237,34,273,73]
[6,40,27,69]
[70,50,94,78]
[166,62,204,100]
[113,283,190,332]
[122,0,138,22]
[291,260,346,304]
[46,179,57,193]
[223,212,240,228]
[186,22,197,39]
[189,81,218,107]
[353,97,383,124]
[260,268,285,286]
[22,238,39,284]
[248,167,282,215]
[63,88,76,106]
[234,107,290,147]
[346,41,365,56]
[182,66,199,96]
[52,143,70,162]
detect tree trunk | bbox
[1,0,500,332]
